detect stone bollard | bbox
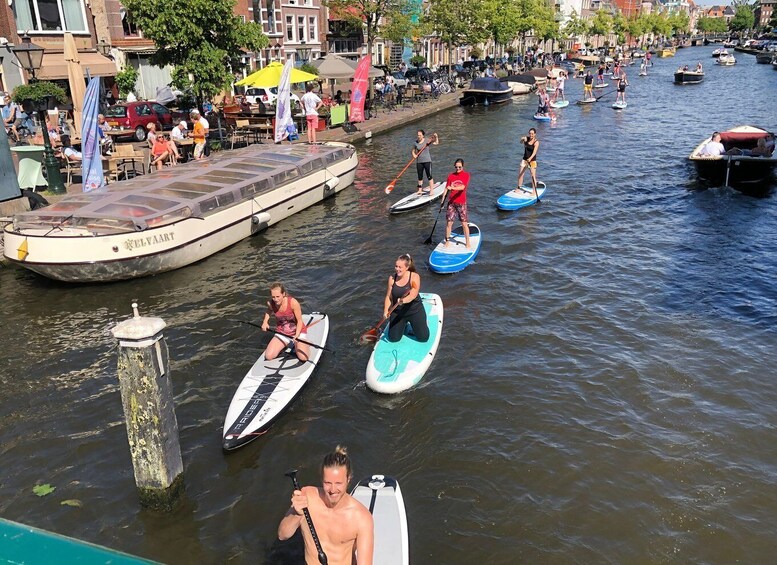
[111,302,184,510]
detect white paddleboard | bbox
[612,101,628,109]
[352,475,409,565]
[550,100,569,108]
[594,83,609,88]
[366,293,443,393]
[578,98,597,104]
[222,313,328,450]
[389,182,446,214]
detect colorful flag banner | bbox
[81,77,103,192]
[349,55,371,123]
[275,59,295,143]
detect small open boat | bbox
[717,53,736,66]
[689,125,776,190]
[712,48,726,58]
[674,70,704,84]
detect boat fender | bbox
[324,177,339,194]
[251,212,271,226]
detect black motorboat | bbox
[460,77,513,106]
[674,70,704,84]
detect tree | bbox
[729,5,754,33]
[668,11,690,36]
[612,11,627,44]
[423,0,488,66]
[115,66,139,98]
[122,0,267,109]
[589,10,613,47]
[697,15,728,36]
[769,10,777,31]
[482,0,522,52]
[327,0,420,66]
[563,10,589,45]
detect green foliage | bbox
[469,46,483,59]
[114,66,139,97]
[589,10,613,39]
[33,484,56,497]
[668,11,690,35]
[729,5,754,32]
[625,15,645,39]
[122,0,267,105]
[563,10,589,39]
[326,0,418,56]
[612,11,627,43]
[769,10,777,30]
[11,81,67,105]
[299,62,319,76]
[422,0,488,48]
[409,54,426,67]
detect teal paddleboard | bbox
[366,293,443,393]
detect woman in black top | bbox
[383,254,429,343]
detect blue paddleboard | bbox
[533,113,553,122]
[366,293,443,394]
[496,182,547,210]
[428,223,481,274]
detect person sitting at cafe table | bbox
[151,134,170,170]
[46,116,62,148]
[147,122,179,164]
[171,120,187,141]
[61,135,82,162]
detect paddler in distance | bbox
[261,282,310,362]
[383,253,429,343]
[413,130,439,195]
[278,446,374,565]
[442,158,472,249]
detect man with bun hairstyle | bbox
[278,446,374,565]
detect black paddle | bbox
[595,88,617,101]
[423,194,448,245]
[285,470,328,565]
[234,320,335,354]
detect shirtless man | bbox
[278,446,374,565]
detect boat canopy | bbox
[469,77,510,91]
[14,144,354,234]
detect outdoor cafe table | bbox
[10,146,47,189]
[174,138,194,162]
[104,129,136,141]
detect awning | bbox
[37,52,117,80]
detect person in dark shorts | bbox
[383,254,429,343]
[413,130,439,195]
[516,128,540,195]
[615,71,628,104]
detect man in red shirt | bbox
[443,158,471,249]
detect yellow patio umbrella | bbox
[236,62,318,88]
[64,32,86,139]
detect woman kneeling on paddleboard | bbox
[261,282,310,362]
[384,254,429,343]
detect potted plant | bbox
[115,65,139,99]
[11,81,67,114]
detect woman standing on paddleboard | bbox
[383,254,429,343]
[516,128,540,194]
[443,159,472,249]
[413,130,439,195]
[261,282,310,362]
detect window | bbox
[308,16,316,42]
[286,15,293,41]
[298,16,305,42]
[121,8,139,36]
[13,0,88,32]
[265,0,276,30]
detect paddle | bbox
[359,291,411,344]
[595,88,617,101]
[285,470,328,565]
[234,320,335,354]
[423,193,449,245]
[384,133,437,194]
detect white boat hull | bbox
[4,144,358,282]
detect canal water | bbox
[1,47,776,564]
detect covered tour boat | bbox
[3,142,358,282]
[688,125,776,189]
[674,70,704,84]
[460,77,513,106]
[716,53,736,66]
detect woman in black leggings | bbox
[384,254,429,343]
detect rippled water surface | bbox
[2,47,777,564]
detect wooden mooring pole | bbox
[111,302,184,510]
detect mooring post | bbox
[110,302,184,510]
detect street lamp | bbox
[297,40,311,64]
[11,33,66,194]
[96,39,112,57]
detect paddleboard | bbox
[594,83,609,88]
[612,101,628,109]
[496,182,547,210]
[222,313,328,450]
[550,100,569,108]
[428,223,481,274]
[533,113,553,122]
[546,87,556,93]
[578,98,597,104]
[639,71,647,76]
[366,293,443,394]
[389,181,446,214]
[351,475,409,565]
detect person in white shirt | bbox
[300,83,323,143]
[700,132,725,156]
[61,135,82,161]
[171,121,187,140]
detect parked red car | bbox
[104,101,174,141]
